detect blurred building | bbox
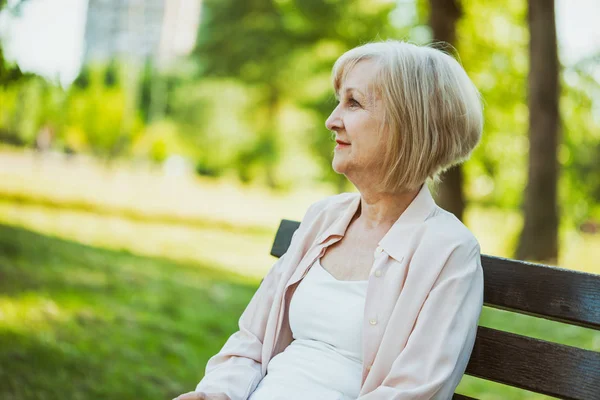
[83,0,201,68]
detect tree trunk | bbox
[428,0,465,221]
[516,0,560,262]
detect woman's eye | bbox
[348,98,360,108]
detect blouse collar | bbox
[317,184,438,262]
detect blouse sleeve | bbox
[358,240,484,400]
[194,203,320,400]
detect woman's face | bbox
[325,59,387,182]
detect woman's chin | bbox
[331,160,346,175]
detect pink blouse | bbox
[195,184,484,399]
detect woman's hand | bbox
[173,391,231,400]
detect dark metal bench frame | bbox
[270,219,600,400]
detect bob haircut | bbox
[331,40,483,192]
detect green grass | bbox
[0,224,259,400]
[0,199,277,280]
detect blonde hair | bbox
[331,40,483,192]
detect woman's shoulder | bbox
[424,206,479,250]
[305,192,358,221]
[413,208,482,280]
[306,192,360,217]
[297,192,360,234]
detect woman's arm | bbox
[358,240,484,400]
[193,254,287,399]
[193,201,323,400]
[175,392,230,400]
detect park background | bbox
[0,0,599,398]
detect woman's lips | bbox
[335,139,350,150]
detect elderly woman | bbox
[176,40,484,400]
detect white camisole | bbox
[249,258,368,400]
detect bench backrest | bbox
[270,219,600,400]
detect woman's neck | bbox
[355,186,421,230]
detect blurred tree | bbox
[0,75,66,148]
[65,63,143,159]
[194,0,293,187]
[0,45,30,87]
[457,0,529,212]
[457,0,599,245]
[169,78,255,178]
[561,55,600,225]
[73,65,91,89]
[137,58,177,124]
[138,59,156,123]
[104,59,119,87]
[0,0,31,87]
[561,78,600,226]
[428,0,466,221]
[0,0,20,8]
[516,0,560,262]
[193,0,397,189]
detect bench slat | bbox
[452,395,478,400]
[270,220,600,330]
[466,327,600,399]
[482,255,600,330]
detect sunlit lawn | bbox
[0,223,260,400]
[0,150,599,399]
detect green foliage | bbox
[0,0,32,87]
[0,79,27,143]
[0,47,30,87]
[137,59,180,124]
[196,0,397,82]
[194,0,398,188]
[137,60,156,123]
[103,60,119,87]
[457,0,529,209]
[0,76,65,146]
[131,119,193,163]
[0,0,27,12]
[560,72,600,224]
[64,63,143,157]
[169,78,254,177]
[0,61,146,157]
[72,65,91,89]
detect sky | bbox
[0,0,599,86]
[0,0,88,86]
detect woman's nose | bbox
[325,106,343,132]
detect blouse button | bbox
[375,246,383,255]
[369,319,378,325]
[374,270,382,277]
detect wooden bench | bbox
[270,219,600,400]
